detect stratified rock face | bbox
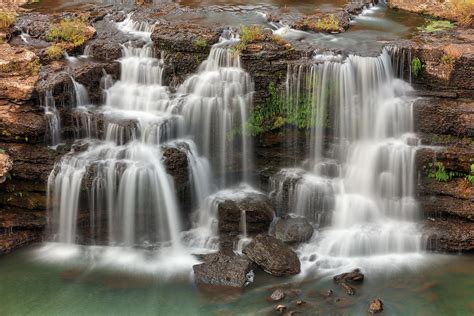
[243,234,300,276]
[272,217,314,243]
[425,218,474,252]
[414,98,474,137]
[0,44,39,101]
[193,252,254,288]
[0,101,46,143]
[0,152,12,183]
[218,192,275,235]
[0,230,42,255]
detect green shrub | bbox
[418,20,455,32]
[194,38,208,49]
[411,57,424,78]
[47,18,90,47]
[45,44,64,60]
[232,25,265,53]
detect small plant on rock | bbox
[194,38,208,49]
[418,19,455,33]
[45,44,65,60]
[0,11,16,29]
[47,18,91,47]
[411,57,424,78]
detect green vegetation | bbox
[46,18,91,47]
[418,20,455,33]
[194,38,208,49]
[45,45,65,60]
[313,14,341,32]
[441,54,454,64]
[467,164,474,185]
[244,82,325,136]
[0,11,16,29]
[233,25,265,53]
[411,57,424,78]
[427,162,474,185]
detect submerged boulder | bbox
[243,234,300,276]
[193,252,254,288]
[368,298,384,314]
[272,217,314,243]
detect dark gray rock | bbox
[273,217,314,243]
[243,234,300,277]
[193,252,254,288]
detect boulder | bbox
[243,234,300,276]
[193,252,254,288]
[217,190,275,235]
[333,268,365,283]
[368,298,383,314]
[272,217,314,243]
[0,101,46,143]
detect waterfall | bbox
[172,38,253,187]
[275,48,422,271]
[43,90,61,147]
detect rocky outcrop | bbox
[193,252,254,288]
[0,100,46,143]
[217,191,275,235]
[271,217,314,243]
[0,152,12,183]
[0,43,39,101]
[243,234,300,276]
[425,218,474,252]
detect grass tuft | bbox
[47,18,91,47]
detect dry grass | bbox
[47,18,92,47]
[449,0,474,27]
[0,11,16,29]
[45,44,65,60]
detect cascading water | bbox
[273,48,423,273]
[42,90,61,147]
[43,17,255,272]
[171,36,253,187]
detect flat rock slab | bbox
[243,234,300,277]
[193,252,254,288]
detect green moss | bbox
[47,18,90,47]
[411,57,424,78]
[418,20,455,33]
[0,12,16,29]
[45,44,64,60]
[232,25,265,53]
[194,38,208,49]
[441,54,454,64]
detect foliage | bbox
[418,20,455,33]
[411,57,424,78]
[233,25,265,53]
[313,14,340,32]
[194,38,208,49]
[441,55,454,64]
[47,18,90,47]
[448,0,474,27]
[45,44,64,60]
[427,162,473,185]
[0,11,16,29]
[467,164,474,185]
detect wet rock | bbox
[193,252,254,288]
[162,143,190,192]
[296,300,305,306]
[0,101,46,143]
[333,268,365,283]
[217,191,275,235]
[152,22,221,53]
[272,217,314,243]
[0,208,46,231]
[269,289,285,302]
[0,152,12,183]
[414,98,474,137]
[0,230,42,255]
[275,304,287,313]
[242,234,300,277]
[368,298,383,314]
[339,282,356,296]
[0,44,39,101]
[0,142,61,183]
[424,218,474,252]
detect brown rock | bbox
[339,282,356,296]
[333,268,365,283]
[0,152,12,183]
[0,101,46,143]
[368,298,383,314]
[0,44,39,101]
[0,230,42,255]
[269,289,285,302]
